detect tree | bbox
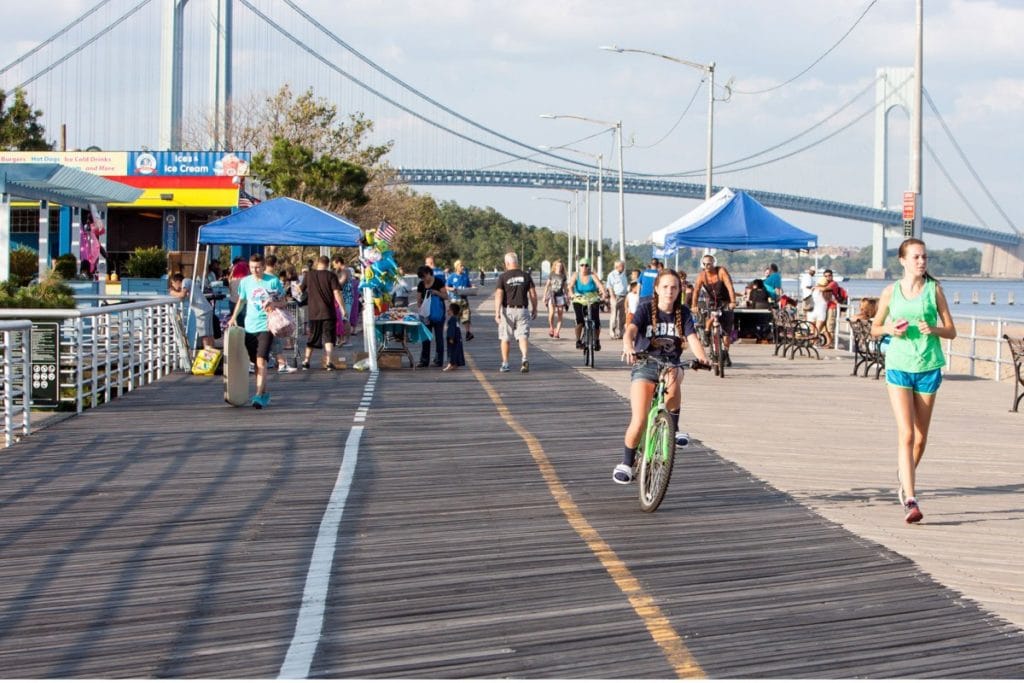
[252,136,370,209]
[0,87,52,151]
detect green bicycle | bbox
[635,353,711,512]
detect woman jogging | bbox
[614,269,710,484]
[870,238,957,523]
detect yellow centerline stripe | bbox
[467,353,704,678]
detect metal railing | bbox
[1,320,32,448]
[0,297,187,423]
[830,298,1023,382]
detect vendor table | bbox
[374,318,434,369]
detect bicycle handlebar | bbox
[632,353,712,372]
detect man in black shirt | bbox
[493,251,537,373]
[300,256,346,370]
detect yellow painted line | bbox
[466,353,704,678]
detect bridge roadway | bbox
[2,303,1023,677]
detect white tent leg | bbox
[362,287,377,372]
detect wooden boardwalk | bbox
[1,307,1023,678]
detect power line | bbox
[732,0,878,96]
[630,78,704,150]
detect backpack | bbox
[836,285,848,305]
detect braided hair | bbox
[649,269,684,337]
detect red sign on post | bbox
[903,192,916,221]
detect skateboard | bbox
[224,325,250,406]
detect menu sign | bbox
[30,322,60,408]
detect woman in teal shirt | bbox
[871,238,957,524]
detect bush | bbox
[53,253,79,280]
[9,245,38,286]
[124,246,168,278]
[0,274,75,309]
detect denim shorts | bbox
[630,357,677,384]
[886,367,943,394]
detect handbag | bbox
[191,348,222,376]
[419,290,445,323]
[268,306,296,337]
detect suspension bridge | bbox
[1,0,1021,275]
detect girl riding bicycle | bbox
[568,258,608,351]
[614,269,710,484]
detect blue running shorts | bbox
[886,367,943,394]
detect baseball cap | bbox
[578,258,590,266]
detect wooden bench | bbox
[849,318,886,379]
[771,308,820,360]
[1003,335,1024,412]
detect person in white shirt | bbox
[798,265,817,318]
[606,260,629,339]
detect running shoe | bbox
[674,431,690,447]
[466,333,474,341]
[301,361,310,370]
[250,394,263,409]
[499,363,510,372]
[612,464,634,484]
[520,360,529,373]
[278,365,298,374]
[259,392,271,407]
[903,498,923,524]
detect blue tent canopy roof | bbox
[662,188,817,251]
[198,196,363,246]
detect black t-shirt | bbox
[303,269,341,321]
[496,269,535,308]
[630,300,697,362]
[417,276,445,300]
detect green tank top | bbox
[885,278,945,372]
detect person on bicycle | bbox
[614,269,710,484]
[690,254,737,366]
[567,258,608,351]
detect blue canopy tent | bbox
[661,188,817,251]
[190,196,367,362]
[197,196,362,247]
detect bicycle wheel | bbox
[712,328,725,378]
[586,321,596,368]
[581,323,591,366]
[638,410,676,512]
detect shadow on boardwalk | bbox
[0,318,1022,677]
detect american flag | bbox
[238,189,260,209]
[376,220,398,245]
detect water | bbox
[771,277,1024,321]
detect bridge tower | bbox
[869,67,916,279]
[159,0,233,149]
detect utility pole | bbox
[908,0,924,239]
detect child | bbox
[443,302,466,371]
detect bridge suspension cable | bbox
[9,0,153,90]
[276,0,594,171]
[0,0,115,76]
[923,88,1019,235]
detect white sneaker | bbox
[612,464,634,484]
[674,432,690,447]
[499,363,511,372]
[278,365,298,374]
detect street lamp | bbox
[540,145,605,278]
[601,45,720,204]
[540,113,626,266]
[533,195,573,269]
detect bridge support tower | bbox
[869,67,916,279]
[982,244,1024,279]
